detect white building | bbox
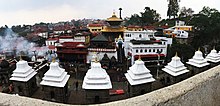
[124,30,172,65]
[172,29,188,39]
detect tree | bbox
[189,6,220,48]
[125,14,141,26]
[140,7,161,25]
[179,7,194,18]
[167,0,180,19]
[125,7,160,26]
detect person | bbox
[75,81,79,91]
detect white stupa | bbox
[82,59,112,89]
[162,53,189,76]
[205,48,220,63]
[40,59,70,87]
[125,57,155,86]
[10,58,37,82]
[186,48,209,68]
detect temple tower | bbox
[125,57,155,97]
[205,48,220,67]
[162,53,189,85]
[186,48,210,76]
[40,60,70,103]
[10,58,37,96]
[82,58,112,104]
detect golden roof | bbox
[101,26,125,32]
[107,12,122,22]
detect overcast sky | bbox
[0,0,219,27]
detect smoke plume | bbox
[0,28,48,57]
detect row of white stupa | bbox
[10,58,70,88]
[163,48,220,77]
[9,48,220,91]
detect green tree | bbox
[189,6,220,48]
[140,7,160,25]
[167,0,180,19]
[125,7,160,26]
[179,7,194,18]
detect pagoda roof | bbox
[40,61,70,87]
[91,34,108,42]
[125,59,155,85]
[10,60,37,82]
[82,62,112,89]
[186,50,209,68]
[107,12,123,22]
[162,54,189,76]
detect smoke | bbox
[0,28,48,57]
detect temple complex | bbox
[82,58,112,104]
[125,57,155,97]
[186,49,210,76]
[40,60,70,103]
[162,53,189,85]
[10,58,38,96]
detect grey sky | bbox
[0,0,219,26]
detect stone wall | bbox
[1,65,220,106]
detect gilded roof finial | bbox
[175,52,178,57]
[95,56,99,63]
[119,35,122,39]
[198,47,200,51]
[112,10,116,17]
[52,57,56,63]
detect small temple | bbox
[125,57,155,97]
[82,58,112,104]
[162,53,189,85]
[186,48,210,75]
[10,57,38,96]
[40,59,70,103]
[205,48,220,67]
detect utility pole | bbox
[119,8,122,19]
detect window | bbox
[145,49,147,52]
[136,49,138,53]
[140,49,143,53]
[161,49,163,52]
[149,49,151,52]
[139,34,142,38]
[153,49,155,52]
